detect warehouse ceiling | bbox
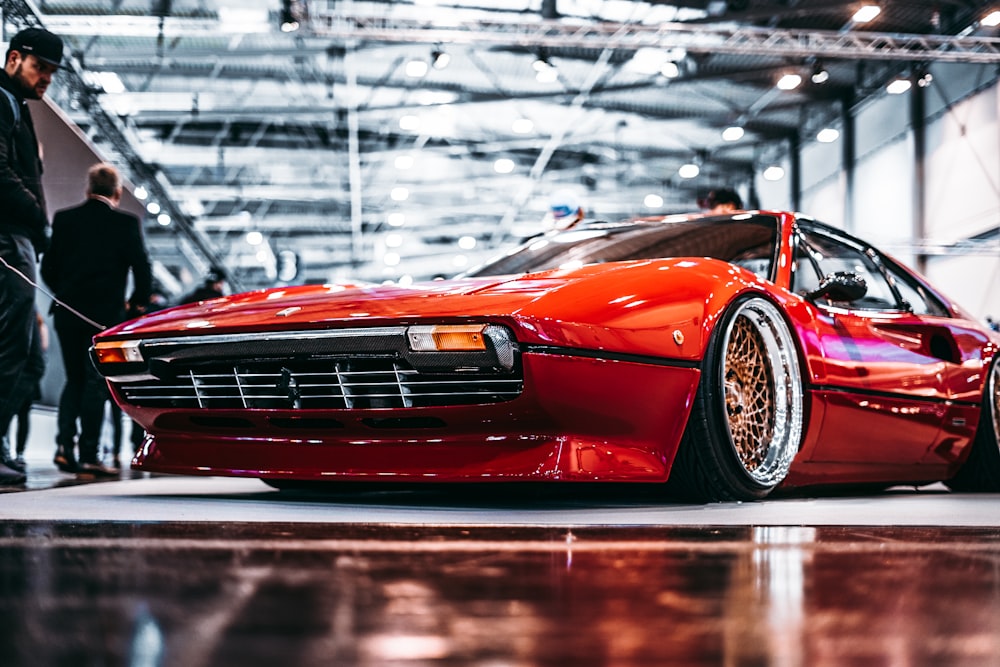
[6,0,1000,292]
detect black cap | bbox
[10,27,64,68]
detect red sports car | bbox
[92,211,1000,501]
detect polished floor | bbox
[2,408,1000,666]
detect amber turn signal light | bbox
[93,339,143,364]
[408,324,488,351]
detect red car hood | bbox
[106,259,761,359]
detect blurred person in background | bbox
[181,268,226,304]
[548,190,586,231]
[701,188,744,214]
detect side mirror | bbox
[806,271,868,303]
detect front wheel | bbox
[945,359,1000,492]
[668,295,805,502]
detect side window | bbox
[790,234,822,295]
[881,262,951,317]
[793,230,901,311]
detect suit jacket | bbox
[41,197,153,328]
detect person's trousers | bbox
[53,307,108,464]
[0,234,37,456]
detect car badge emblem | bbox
[673,330,685,345]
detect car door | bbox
[790,226,956,465]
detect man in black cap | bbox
[0,26,63,484]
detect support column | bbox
[789,132,801,212]
[841,95,856,234]
[910,73,928,274]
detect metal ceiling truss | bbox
[307,14,1000,64]
[1,0,237,288]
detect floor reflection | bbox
[1,523,998,666]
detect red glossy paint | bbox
[96,211,1000,494]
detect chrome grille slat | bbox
[119,359,522,410]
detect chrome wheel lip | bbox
[719,298,803,487]
[990,360,1000,453]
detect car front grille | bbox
[117,358,523,410]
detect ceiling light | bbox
[133,186,148,201]
[917,72,933,87]
[431,49,450,69]
[763,166,785,181]
[678,163,700,179]
[156,214,171,226]
[629,48,670,75]
[494,158,515,174]
[399,115,420,131]
[383,252,401,267]
[535,67,558,83]
[146,202,161,215]
[660,61,681,78]
[246,231,264,246]
[886,77,912,94]
[512,118,534,134]
[722,126,744,141]
[811,63,829,84]
[817,128,840,143]
[458,236,477,250]
[777,73,802,90]
[387,213,405,227]
[532,51,551,72]
[852,5,881,23]
[219,8,270,33]
[394,155,414,170]
[983,10,1000,27]
[405,59,429,78]
[391,187,409,201]
[385,233,403,248]
[644,194,664,208]
[96,71,125,94]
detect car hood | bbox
[105,258,762,359]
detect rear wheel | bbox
[945,359,1000,491]
[668,295,804,502]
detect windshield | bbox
[467,214,780,280]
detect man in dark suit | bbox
[41,163,152,477]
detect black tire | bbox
[945,359,1000,492]
[668,295,805,502]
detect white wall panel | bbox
[924,83,999,241]
[754,155,792,211]
[855,93,909,160]
[852,137,915,265]
[925,255,1000,321]
[800,176,845,228]
[800,138,845,227]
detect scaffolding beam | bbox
[308,14,1000,64]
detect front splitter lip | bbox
[130,429,675,483]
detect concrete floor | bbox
[2,408,1000,665]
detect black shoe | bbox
[3,457,25,473]
[77,462,120,479]
[0,461,26,485]
[54,451,80,474]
